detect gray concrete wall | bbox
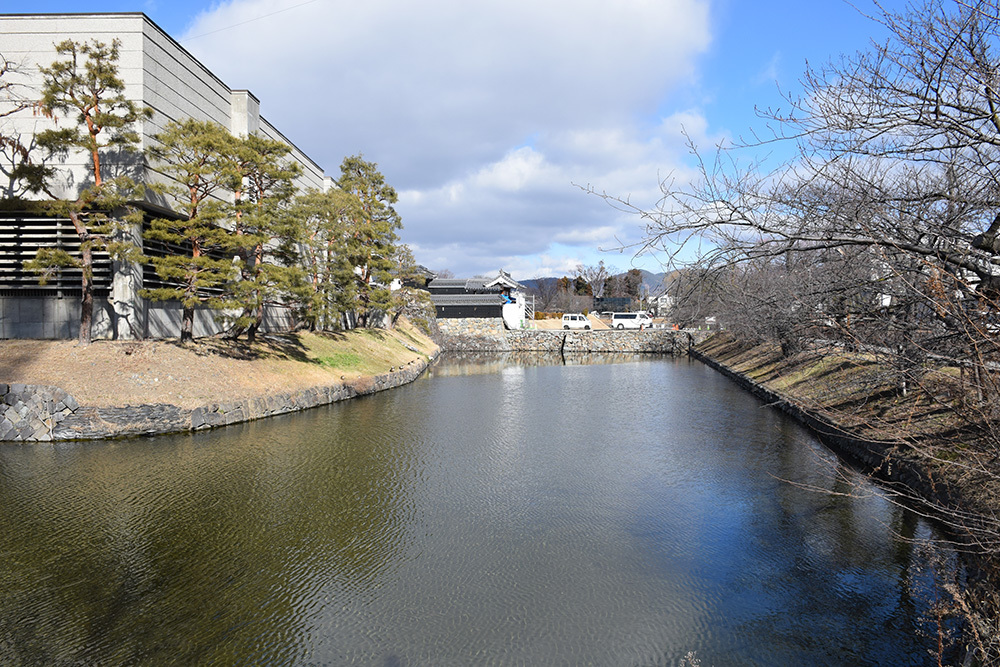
[0,295,121,340]
[0,294,297,340]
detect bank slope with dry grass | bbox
[0,320,439,441]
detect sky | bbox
[11,0,907,280]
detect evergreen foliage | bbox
[144,119,242,341]
[229,133,304,343]
[7,44,414,341]
[294,187,362,330]
[335,154,402,327]
[19,38,152,346]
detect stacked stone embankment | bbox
[1,384,79,441]
[435,318,512,351]
[436,318,705,354]
[0,354,436,443]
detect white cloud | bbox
[470,147,549,192]
[181,0,714,278]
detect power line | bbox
[181,0,322,42]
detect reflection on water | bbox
[0,355,955,665]
[427,350,662,377]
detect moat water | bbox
[0,353,956,665]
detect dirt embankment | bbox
[0,323,438,411]
[694,333,1000,511]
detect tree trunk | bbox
[79,241,93,346]
[247,300,265,343]
[181,305,194,342]
[246,247,264,344]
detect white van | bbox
[611,312,654,330]
[561,313,591,330]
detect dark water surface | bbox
[0,354,952,665]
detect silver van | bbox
[611,312,653,330]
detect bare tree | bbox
[530,275,561,312]
[587,1,1000,660]
[576,261,613,298]
[0,52,33,197]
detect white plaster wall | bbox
[0,13,329,206]
[0,14,147,199]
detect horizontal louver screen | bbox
[0,217,111,296]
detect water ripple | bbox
[0,358,956,666]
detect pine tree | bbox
[20,39,152,345]
[228,133,303,343]
[294,187,362,331]
[386,243,429,330]
[335,154,402,328]
[143,119,241,342]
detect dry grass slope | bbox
[0,320,438,410]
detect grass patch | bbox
[292,319,436,376]
[317,351,364,371]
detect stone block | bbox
[224,406,246,425]
[190,407,207,429]
[250,397,267,417]
[203,410,227,427]
[0,418,14,440]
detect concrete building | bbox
[0,13,332,339]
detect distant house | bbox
[426,270,530,327]
[649,293,674,317]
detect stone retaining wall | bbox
[507,329,697,354]
[437,317,706,354]
[436,318,512,351]
[0,384,80,441]
[0,354,437,443]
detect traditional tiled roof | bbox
[484,269,521,290]
[429,293,504,306]
[426,270,521,294]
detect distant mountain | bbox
[518,276,558,292]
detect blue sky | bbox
[11,0,905,279]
